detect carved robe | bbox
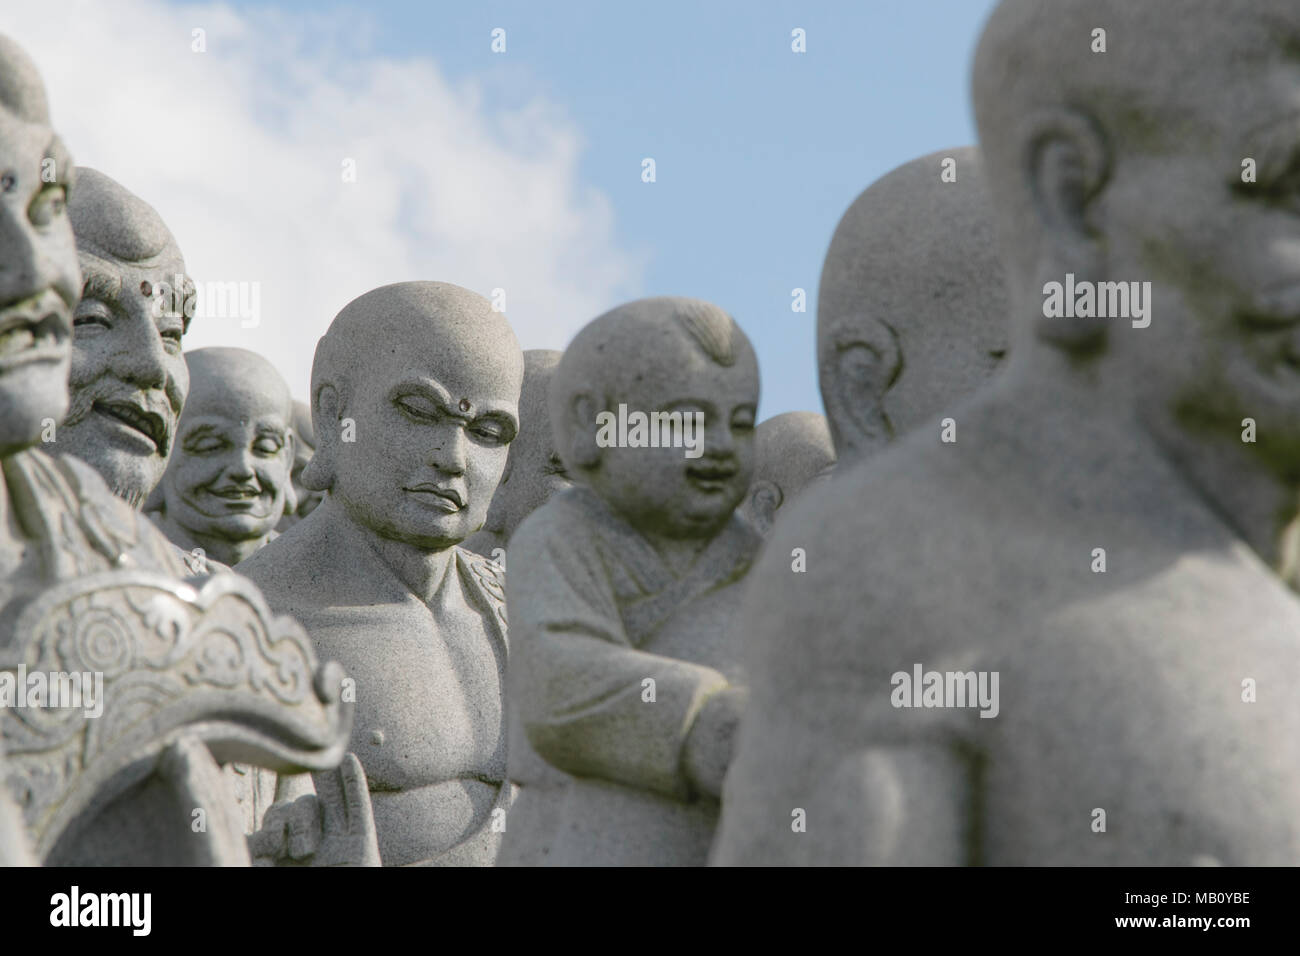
[500,485,760,866]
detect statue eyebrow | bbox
[79,263,121,302]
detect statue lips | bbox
[91,399,170,456]
[403,483,465,513]
[685,459,739,494]
[0,296,70,373]
[196,483,273,519]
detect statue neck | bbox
[329,498,457,604]
[154,511,268,567]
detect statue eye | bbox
[470,420,507,443]
[396,396,439,422]
[73,300,112,332]
[28,185,67,227]
[186,437,225,454]
[253,437,283,455]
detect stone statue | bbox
[464,349,570,561]
[818,146,1009,468]
[238,281,523,866]
[0,32,352,867]
[500,297,761,866]
[0,741,34,865]
[276,400,322,532]
[149,347,297,567]
[738,411,835,537]
[713,0,1300,865]
[56,166,190,509]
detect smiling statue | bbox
[149,347,296,567]
[238,281,523,867]
[55,167,191,509]
[498,297,762,866]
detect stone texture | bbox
[150,347,296,567]
[238,281,523,866]
[0,32,351,867]
[57,167,190,509]
[465,349,570,561]
[713,0,1300,866]
[276,400,321,532]
[738,411,835,536]
[500,297,760,865]
[818,146,1010,467]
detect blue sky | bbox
[9,0,1000,417]
[221,0,1000,416]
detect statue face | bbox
[588,338,758,541]
[330,342,520,551]
[159,377,294,546]
[497,413,570,539]
[1093,43,1300,464]
[0,112,78,455]
[61,252,188,504]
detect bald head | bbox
[0,35,79,457]
[481,349,568,543]
[186,347,293,419]
[69,166,183,267]
[0,34,50,123]
[741,412,836,536]
[818,147,1010,466]
[152,348,296,564]
[551,296,757,473]
[302,281,523,550]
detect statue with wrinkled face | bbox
[239,281,524,866]
[151,347,296,567]
[57,167,191,508]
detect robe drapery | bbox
[502,485,760,866]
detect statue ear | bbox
[821,326,899,468]
[281,430,298,515]
[1025,107,1111,351]
[566,390,602,470]
[300,384,339,493]
[741,479,783,536]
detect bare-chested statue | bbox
[714,0,1300,865]
[239,282,523,866]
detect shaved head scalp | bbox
[818,147,1009,457]
[303,281,524,491]
[549,296,757,472]
[184,346,293,421]
[0,34,49,123]
[972,0,1300,290]
[67,167,181,264]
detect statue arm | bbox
[507,516,730,799]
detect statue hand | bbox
[247,753,380,866]
[682,686,749,799]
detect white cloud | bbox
[2,0,643,400]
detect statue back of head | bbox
[0,34,80,457]
[818,146,1010,467]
